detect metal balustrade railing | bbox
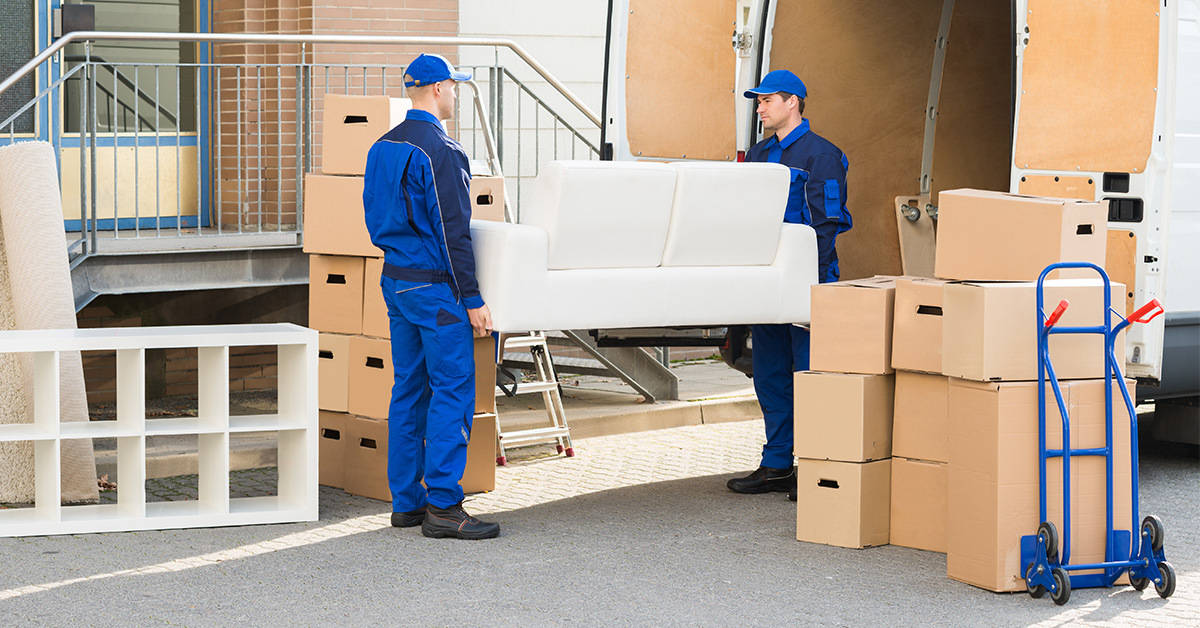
[0,33,601,266]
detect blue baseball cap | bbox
[404,53,472,88]
[743,69,807,100]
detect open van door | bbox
[1010,0,1173,382]
[602,0,741,162]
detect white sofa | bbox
[470,160,818,333]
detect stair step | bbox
[500,352,609,376]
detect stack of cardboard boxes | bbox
[796,188,1134,593]
[934,189,1133,592]
[309,94,506,502]
[794,275,902,549]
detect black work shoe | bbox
[422,502,501,540]
[726,466,797,494]
[391,508,425,528]
[788,486,797,502]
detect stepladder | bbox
[493,331,574,465]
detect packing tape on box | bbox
[0,141,98,503]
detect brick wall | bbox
[209,0,460,230]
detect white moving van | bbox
[599,0,1198,440]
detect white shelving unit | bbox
[0,323,318,537]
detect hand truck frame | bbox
[1020,261,1175,605]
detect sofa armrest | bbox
[772,223,819,324]
[470,220,552,332]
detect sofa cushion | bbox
[519,160,677,270]
[660,162,789,267]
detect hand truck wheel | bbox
[1038,521,1059,562]
[1141,514,1165,553]
[1025,564,1046,599]
[1155,561,1176,599]
[1050,567,1071,606]
[1130,572,1151,591]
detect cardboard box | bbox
[890,456,947,553]
[346,334,494,419]
[942,279,1125,382]
[309,255,365,335]
[891,278,949,374]
[934,189,1107,282]
[302,173,383,258]
[810,276,902,374]
[347,336,393,420]
[794,371,894,462]
[343,415,391,502]
[318,333,352,412]
[796,458,891,549]
[361,257,389,339]
[892,371,949,463]
[342,412,497,501]
[474,336,497,414]
[462,412,497,494]
[321,94,410,175]
[318,411,347,489]
[946,378,1133,592]
[470,176,506,222]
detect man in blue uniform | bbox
[362,53,499,539]
[726,69,852,500]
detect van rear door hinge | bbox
[732,28,753,57]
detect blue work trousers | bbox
[382,277,476,512]
[750,323,810,469]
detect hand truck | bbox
[1021,261,1175,605]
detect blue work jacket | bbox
[746,118,852,283]
[363,109,485,309]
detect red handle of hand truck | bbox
[1129,298,1165,325]
[1045,299,1069,328]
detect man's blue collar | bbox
[768,118,810,150]
[406,109,441,125]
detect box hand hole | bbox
[916,305,943,317]
[327,274,347,285]
[318,350,334,359]
[365,357,385,369]
[817,479,839,489]
[321,428,341,440]
[360,438,377,449]
[343,115,369,124]
[1076,224,1094,235]
[475,193,493,206]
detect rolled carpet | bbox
[0,141,98,504]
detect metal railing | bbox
[0,32,601,265]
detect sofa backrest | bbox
[519,160,677,270]
[660,162,789,267]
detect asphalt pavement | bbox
[0,360,1196,627]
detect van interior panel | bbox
[1013,0,1159,172]
[770,0,944,279]
[625,0,737,161]
[1106,229,1139,317]
[928,0,1014,205]
[1017,174,1097,201]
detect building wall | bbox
[208,0,459,229]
